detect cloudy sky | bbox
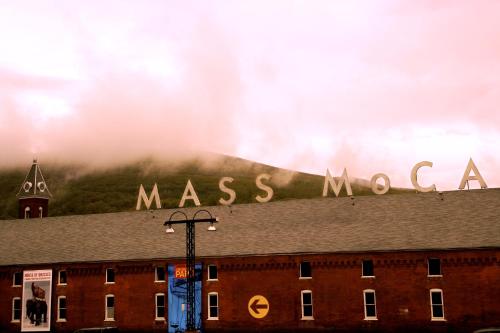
[0,0,499,190]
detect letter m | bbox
[136,183,162,210]
[323,168,353,197]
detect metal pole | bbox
[186,220,195,331]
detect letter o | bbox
[370,173,390,195]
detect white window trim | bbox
[57,296,67,322]
[428,258,442,277]
[155,267,166,283]
[301,290,314,320]
[430,289,446,321]
[11,297,21,323]
[155,293,166,320]
[58,270,67,286]
[361,260,375,278]
[24,206,30,219]
[207,292,219,320]
[105,268,115,284]
[299,262,312,280]
[363,289,378,320]
[207,264,218,281]
[105,294,115,321]
[12,272,22,287]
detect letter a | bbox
[459,158,487,189]
[136,184,162,210]
[323,168,353,197]
[179,179,201,207]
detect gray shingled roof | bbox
[1,189,499,266]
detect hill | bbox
[0,155,411,219]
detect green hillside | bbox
[0,155,410,219]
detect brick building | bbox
[0,163,499,332]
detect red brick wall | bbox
[18,198,49,219]
[1,249,499,333]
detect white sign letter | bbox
[136,183,162,210]
[370,173,390,195]
[179,179,201,207]
[459,158,487,189]
[255,174,274,203]
[322,168,353,197]
[219,177,236,205]
[411,161,436,192]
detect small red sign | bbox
[175,265,187,279]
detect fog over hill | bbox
[0,154,410,219]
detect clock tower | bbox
[17,159,51,219]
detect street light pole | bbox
[164,210,218,333]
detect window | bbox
[301,290,313,319]
[155,267,165,282]
[299,262,312,279]
[428,258,441,276]
[363,289,377,320]
[39,206,43,218]
[430,289,445,320]
[58,296,67,321]
[362,260,374,277]
[12,298,21,322]
[208,292,219,320]
[106,268,115,284]
[24,206,31,219]
[155,293,165,320]
[58,270,67,285]
[105,295,115,321]
[208,265,218,281]
[13,272,22,287]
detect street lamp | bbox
[164,209,218,333]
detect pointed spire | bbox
[17,159,52,199]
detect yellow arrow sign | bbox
[248,295,269,319]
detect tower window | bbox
[24,207,31,219]
[58,296,67,321]
[58,270,67,285]
[155,293,165,319]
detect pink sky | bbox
[0,1,499,190]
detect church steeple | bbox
[17,159,51,219]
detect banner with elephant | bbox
[21,270,52,332]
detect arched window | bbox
[24,206,31,219]
[39,206,43,218]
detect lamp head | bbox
[165,224,175,233]
[208,222,216,231]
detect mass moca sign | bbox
[136,158,488,210]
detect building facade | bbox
[0,163,499,332]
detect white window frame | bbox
[299,262,312,279]
[39,206,43,218]
[105,268,115,284]
[155,293,166,320]
[12,272,22,287]
[24,206,30,219]
[362,259,375,278]
[207,264,218,281]
[12,297,21,323]
[105,294,115,321]
[430,289,445,321]
[58,270,67,286]
[207,292,219,320]
[57,296,67,322]
[363,289,377,320]
[428,258,442,277]
[301,290,314,320]
[155,266,166,282]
